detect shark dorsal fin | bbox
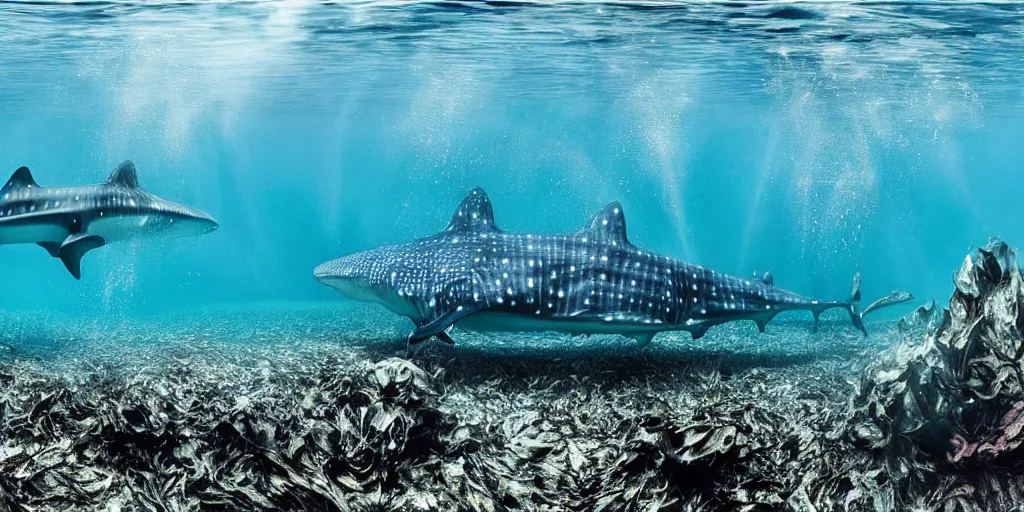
[445,187,500,234]
[106,160,140,188]
[2,167,39,195]
[585,201,629,244]
[762,271,774,287]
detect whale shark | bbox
[0,160,218,279]
[316,188,903,348]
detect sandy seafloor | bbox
[0,302,1016,511]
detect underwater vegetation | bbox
[2,240,1024,511]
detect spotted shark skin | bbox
[315,188,871,348]
[0,161,218,279]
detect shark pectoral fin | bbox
[862,290,915,317]
[57,233,105,280]
[754,311,778,334]
[633,332,656,348]
[406,326,457,356]
[689,323,711,340]
[408,327,455,346]
[37,242,60,258]
[409,307,478,345]
[436,327,456,345]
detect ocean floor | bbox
[0,302,1019,511]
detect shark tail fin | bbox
[847,272,866,336]
[808,272,866,336]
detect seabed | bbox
[3,299,1015,511]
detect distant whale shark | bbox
[0,161,218,279]
[316,188,905,348]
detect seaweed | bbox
[4,240,1024,510]
[0,328,874,511]
[853,238,1024,510]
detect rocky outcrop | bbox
[854,239,1024,471]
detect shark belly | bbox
[457,311,662,336]
[86,214,151,244]
[0,220,68,245]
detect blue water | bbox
[0,0,1022,321]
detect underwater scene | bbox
[2,1,1024,510]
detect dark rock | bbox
[853,238,1024,498]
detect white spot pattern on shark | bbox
[314,188,868,348]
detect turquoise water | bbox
[0,1,1022,319]
[4,3,1024,510]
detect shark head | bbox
[314,247,394,304]
[94,161,219,241]
[315,187,500,318]
[314,241,444,320]
[132,196,220,240]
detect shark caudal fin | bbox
[846,272,866,336]
[808,272,866,336]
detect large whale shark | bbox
[0,160,218,279]
[316,188,903,348]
